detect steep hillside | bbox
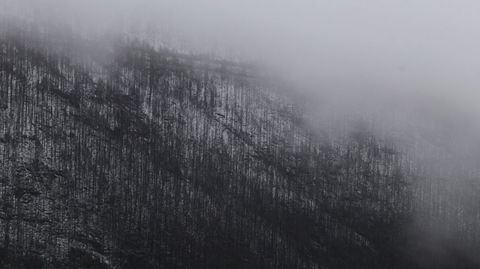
[0,25,478,269]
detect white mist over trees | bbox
[1,0,480,268]
[4,0,480,119]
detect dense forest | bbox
[0,23,479,269]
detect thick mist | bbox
[2,0,480,266]
[4,0,480,118]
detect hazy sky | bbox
[3,0,480,123]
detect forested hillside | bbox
[0,24,479,269]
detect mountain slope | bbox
[0,25,476,269]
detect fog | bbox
[4,0,480,118]
[2,0,480,265]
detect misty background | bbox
[3,0,480,126]
[2,0,480,266]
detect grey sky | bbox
[3,0,480,121]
